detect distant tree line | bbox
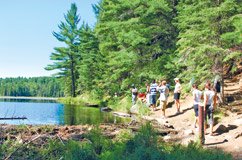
[0,77,64,97]
[46,1,242,97]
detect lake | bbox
[0,98,129,125]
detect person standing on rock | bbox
[149,80,158,111]
[131,84,138,105]
[174,78,182,114]
[203,82,217,136]
[192,84,202,128]
[158,81,169,118]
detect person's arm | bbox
[193,91,196,101]
[147,86,150,93]
[213,93,217,110]
[178,84,182,93]
[203,92,208,110]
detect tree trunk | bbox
[70,55,76,97]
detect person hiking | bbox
[131,84,138,105]
[149,80,158,111]
[214,79,223,104]
[192,84,202,129]
[203,82,217,136]
[174,78,182,114]
[145,82,150,107]
[158,81,169,118]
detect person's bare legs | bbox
[194,117,198,128]
[175,99,180,113]
[209,124,214,135]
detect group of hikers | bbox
[131,77,223,136]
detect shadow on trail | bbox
[167,106,193,118]
[166,101,175,108]
[215,124,238,136]
[205,139,228,146]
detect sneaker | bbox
[175,111,180,115]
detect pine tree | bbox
[176,0,242,84]
[45,3,81,97]
[95,0,177,94]
[77,24,104,95]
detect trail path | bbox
[148,76,242,159]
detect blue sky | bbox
[0,0,99,78]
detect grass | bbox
[58,92,101,105]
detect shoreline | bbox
[0,96,59,101]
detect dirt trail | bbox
[149,76,242,159]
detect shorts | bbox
[193,104,199,117]
[160,100,167,111]
[150,95,157,105]
[174,93,180,100]
[205,105,213,125]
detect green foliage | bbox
[0,77,64,97]
[58,92,101,105]
[95,0,178,94]
[47,0,241,99]
[165,142,232,160]
[64,141,98,160]
[175,0,241,83]
[85,126,112,155]
[109,96,132,113]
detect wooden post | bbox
[199,105,205,144]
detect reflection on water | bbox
[0,99,129,125]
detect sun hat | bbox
[174,78,179,81]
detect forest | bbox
[46,0,241,100]
[0,77,64,97]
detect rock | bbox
[239,78,242,91]
[69,134,84,141]
[215,124,229,133]
[113,112,131,118]
[164,124,174,129]
[163,135,171,141]
[142,116,155,121]
[233,119,242,126]
[100,107,112,112]
[184,129,194,136]
[156,118,168,124]
[182,138,195,145]
[130,104,139,114]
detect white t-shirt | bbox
[174,83,181,93]
[150,83,158,95]
[204,90,215,106]
[158,86,169,101]
[192,89,202,105]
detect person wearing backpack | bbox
[158,81,169,118]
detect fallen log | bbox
[0,117,27,120]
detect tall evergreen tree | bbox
[45,3,81,97]
[176,0,242,84]
[77,24,104,95]
[95,0,177,94]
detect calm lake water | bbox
[0,99,128,125]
